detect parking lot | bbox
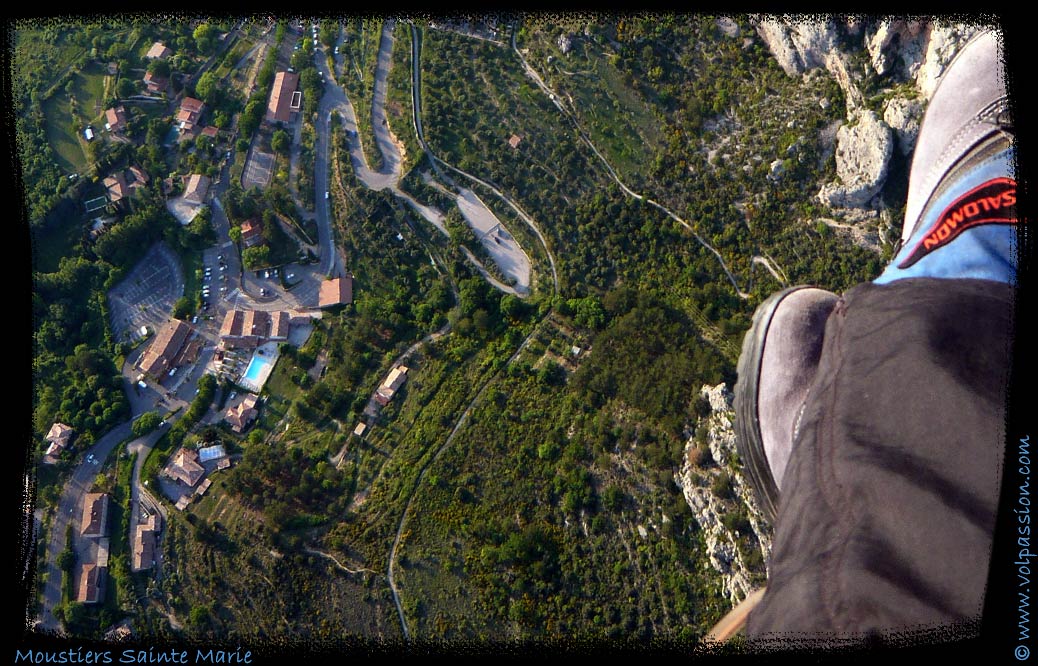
[107,242,184,344]
[455,188,532,293]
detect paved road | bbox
[37,420,134,633]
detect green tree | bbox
[271,129,290,156]
[239,99,264,138]
[242,245,271,269]
[194,71,219,106]
[132,411,162,437]
[147,58,171,79]
[116,77,136,99]
[193,24,219,54]
[172,296,193,319]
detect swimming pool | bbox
[239,348,277,392]
[242,355,271,383]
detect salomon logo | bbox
[899,177,1017,268]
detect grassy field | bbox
[40,60,109,173]
[72,61,108,123]
[42,93,87,173]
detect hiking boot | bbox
[898,28,1014,250]
[880,28,1017,284]
[734,286,839,524]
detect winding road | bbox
[315,21,532,297]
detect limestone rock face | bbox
[884,95,925,155]
[676,384,772,608]
[752,18,804,76]
[752,18,987,215]
[557,33,573,55]
[818,110,894,209]
[867,20,927,79]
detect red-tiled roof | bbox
[319,276,354,308]
[266,71,300,123]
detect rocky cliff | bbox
[675,384,772,607]
[752,17,986,220]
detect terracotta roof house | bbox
[77,563,105,604]
[128,165,149,187]
[132,513,161,572]
[143,71,168,94]
[269,311,290,340]
[375,365,409,406]
[43,422,74,462]
[240,217,264,248]
[266,71,300,123]
[80,493,110,538]
[105,106,127,133]
[46,423,73,448]
[177,97,205,133]
[146,41,172,60]
[508,134,522,149]
[224,395,259,433]
[219,309,290,347]
[162,447,205,487]
[182,174,210,205]
[138,319,191,380]
[319,276,354,308]
[201,125,219,139]
[104,172,129,202]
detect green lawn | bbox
[72,61,108,124]
[42,92,87,173]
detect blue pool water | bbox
[242,354,273,383]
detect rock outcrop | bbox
[818,109,894,209]
[676,384,772,607]
[883,95,925,155]
[753,17,986,215]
